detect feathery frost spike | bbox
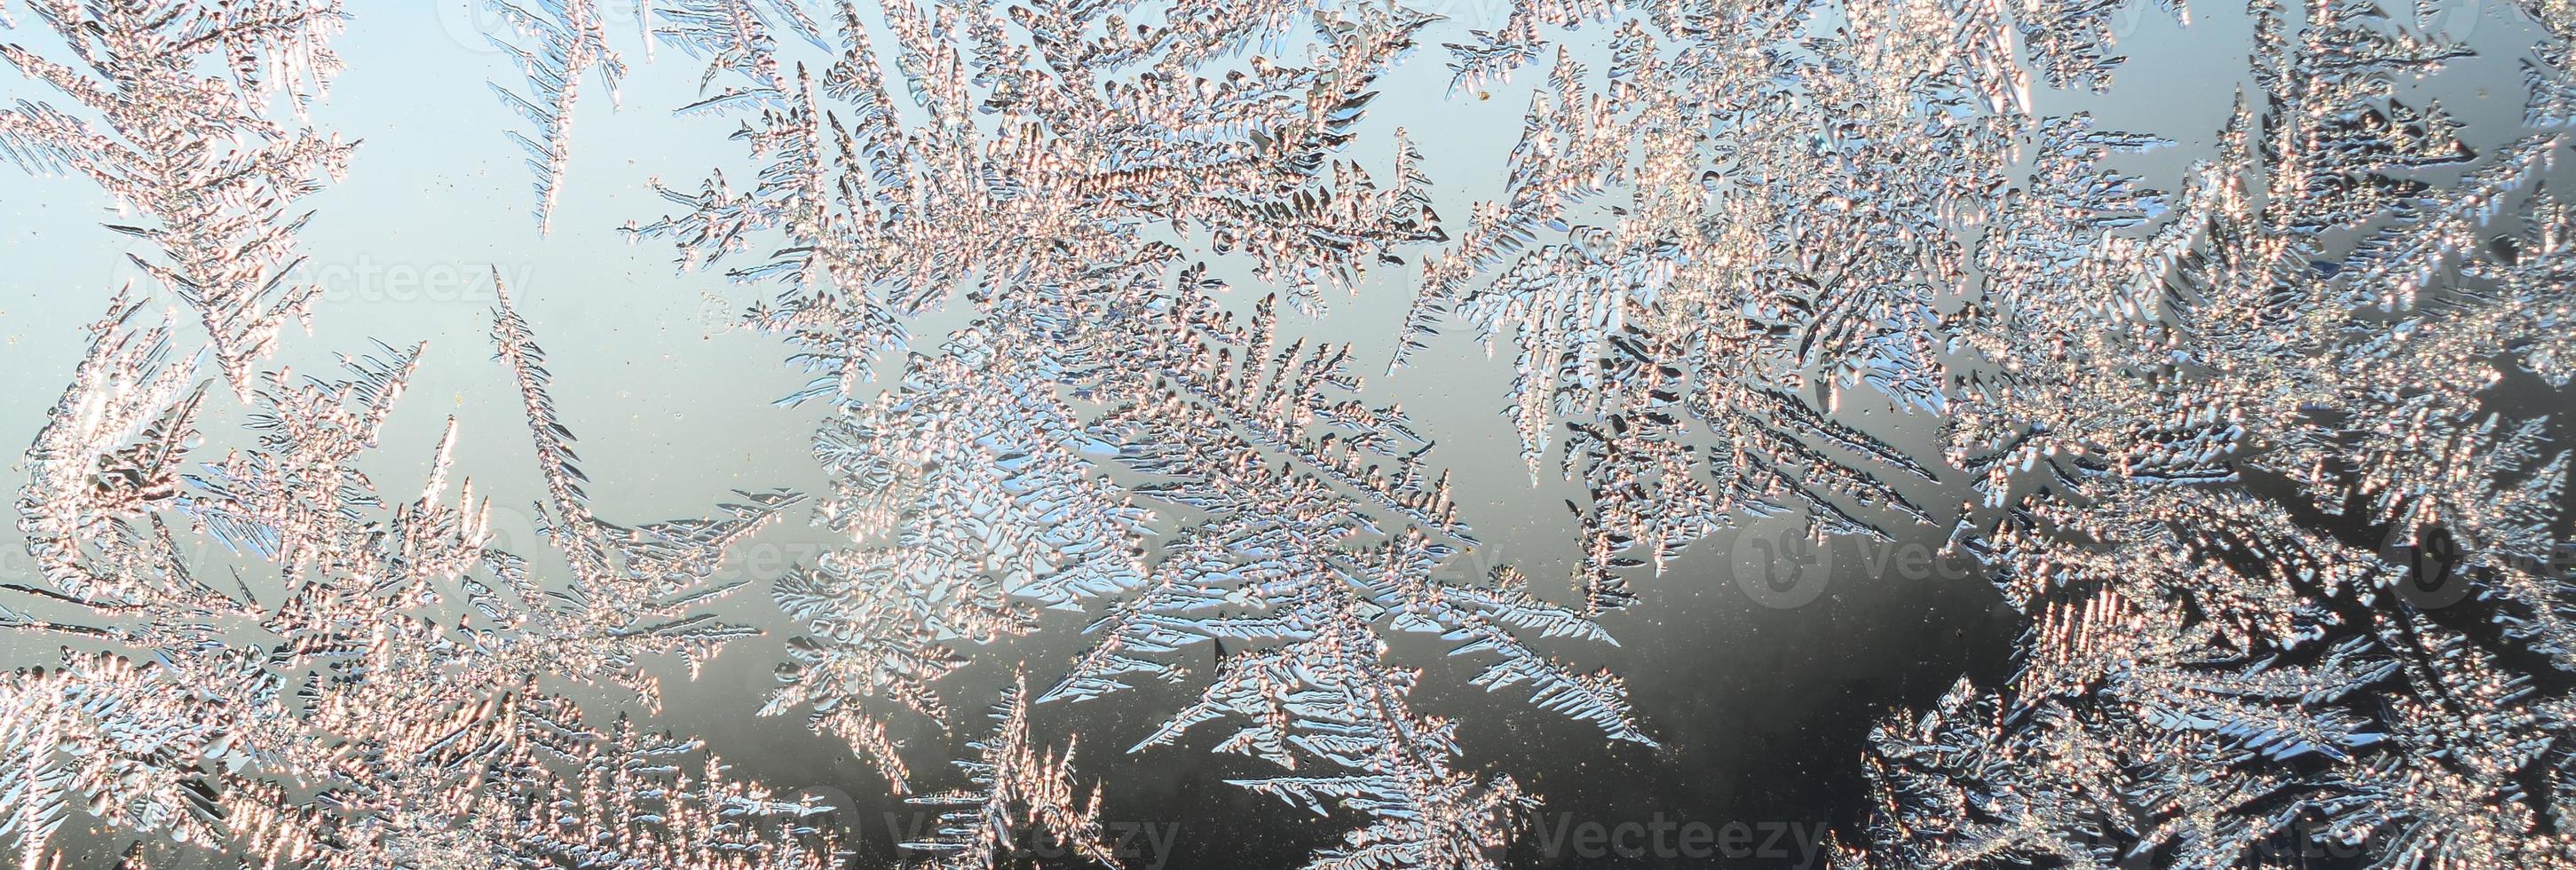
[1840,3,2576,867]
[0,0,352,397]
[620,1,1642,864]
[1395,0,2002,612]
[2,15,822,850]
[2,287,831,866]
[899,671,1120,869]
[15,0,2572,866]
[481,0,628,233]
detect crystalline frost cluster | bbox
[1,0,2572,867]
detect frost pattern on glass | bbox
[620,2,1647,865]
[0,291,842,866]
[4,0,2575,866]
[899,672,1119,869]
[0,5,837,866]
[0,0,351,396]
[1835,3,2576,868]
[482,0,625,233]
[1391,0,2016,613]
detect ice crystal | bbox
[10,0,2576,866]
[898,672,1118,869]
[0,0,352,396]
[1390,0,2022,612]
[530,0,2576,865]
[0,5,834,865]
[2018,0,2191,92]
[1836,2,2576,868]
[0,287,838,867]
[483,0,626,233]
[620,0,1645,865]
